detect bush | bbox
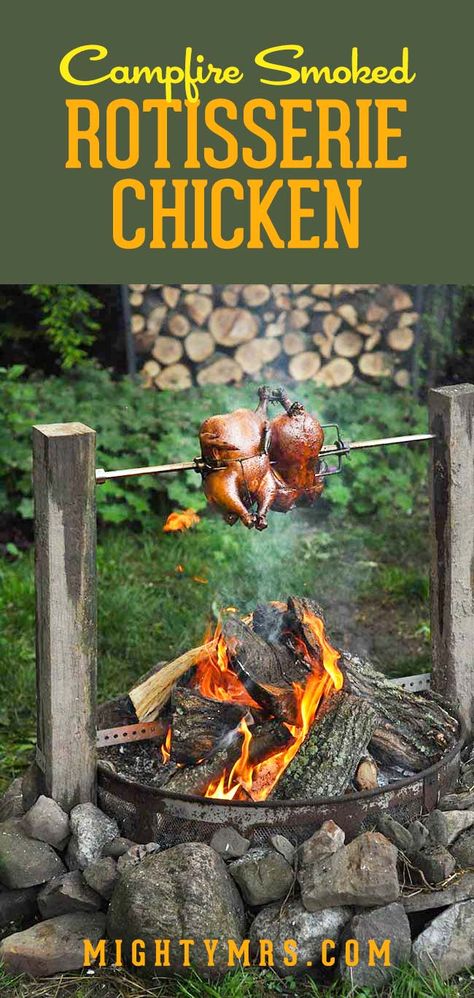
[0,365,428,531]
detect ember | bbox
[163,509,200,532]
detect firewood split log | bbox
[271,693,378,800]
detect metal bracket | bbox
[96,721,163,749]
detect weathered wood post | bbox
[33,423,97,809]
[429,385,474,738]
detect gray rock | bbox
[270,834,296,866]
[0,912,106,976]
[299,832,399,910]
[376,814,414,854]
[402,872,474,912]
[228,846,294,906]
[117,842,160,873]
[250,900,350,975]
[102,836,136,858]
[107,842,244,978]
[0,831,66,888]
[424,809,474,847]
[21,764,42,812]
[338,903,411,988]
[298,821,345,868]
[0,779,24,822]
[451,829,474,869]
[439,789,474,811]
[210,826,250,859]
[412,900,474,979]
[21,795,70,849]
[0,887,38,928]
[414,844,456,884]
[38,870,102,917]
[66,804,118,870]
[83,857,117,900]
[408,820,430,852]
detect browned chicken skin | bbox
[269,400,325,512]
[199,393,277,530]
[199,386,325,528]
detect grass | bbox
[0,502,431,794]
[0,963,472,998]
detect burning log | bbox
[162,734,244,797]
[341,651,459,771]
[271,693,378,800]
[287,598,459,772]
[252,602,310,686]
[248,719,293,765]
[169,687,247,765]
[222,615,298,722]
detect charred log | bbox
[271,693,377,800]
[162,734,243,796]
[252,601,310,685]
[248,719,293,764]
[222,615,298,722]
[341,652,459,771]
[169,687,247,765]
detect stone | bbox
[102,836,136,858]
[0,831,66,888]
[408,820,430,852]
[83,857,118,900]
[413,844,456,884]
[0,912,106,976]
[402,872,474,912]
[249,900,350,976]
[451,829,474,869]
[424,809,474,847]
[270,834,296,866]
[37,870,102,917]
[66,803,118,870]
[0,779,24,822]
[116,842,160,873]
[376,814,414,854]
[0,887,38,928]
[228,846,294,906]
[338,903,411,988]
[210,826,250,860]
[21,795,70,848]
[107,843,244,978]
[412,900,474,979]
[21,764,42,811]
[299,832,399,910]
[298,821,345,867]
[439,789,474,811]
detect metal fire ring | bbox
[97,707,465,846]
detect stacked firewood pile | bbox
[125,598,458,801]
[131,283,418,390]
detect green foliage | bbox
[26,285,101,369]
[0,366,428,531]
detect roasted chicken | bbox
[199,389,277,530]
[269,395,325,511]
[199,386,325,528]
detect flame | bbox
[192,607,343,801]
[163,509,200,533]
[161,725,172,763]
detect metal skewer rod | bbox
[95,432,435,484]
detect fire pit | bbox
[95,597,462,846]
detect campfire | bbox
[127,598,459,803]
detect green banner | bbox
[1,0,473,281]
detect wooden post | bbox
[429,385,474,737]
[33,423,97,809]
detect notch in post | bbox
[429,385,474,738]
[33,422,97,809]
